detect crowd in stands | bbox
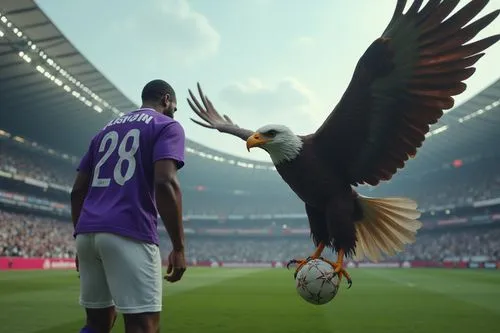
[371,154,500,210]
[1,209,499,262]
[400,228,500,261]
[157,228,500,263]
[410,171,500,210]
[0,210,74,258]
[0,140,75,186]
[183,196,305,216]
[2,138,500,214]
[1,139,500,262]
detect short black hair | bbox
[141,79,176,103]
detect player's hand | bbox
[165,250,186,283]
[75,255,79,272]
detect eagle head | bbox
[246,124,303,165]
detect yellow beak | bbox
[246,132,269,151]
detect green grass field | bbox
[1,268,499,333]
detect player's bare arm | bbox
[70,171,91,272]
[71,171,91,228]
[154,158,186,283]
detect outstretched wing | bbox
[311,0,500,186]
[187,83,254,141]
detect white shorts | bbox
[75,233,162,314]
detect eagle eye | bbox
[266,129,278,137]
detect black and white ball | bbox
[295,259,340,305]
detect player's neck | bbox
[140,104,162,114]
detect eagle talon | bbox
[318,251,353,290]
[286,256,315,270]
[286,259,300,270]
[333,265,353,289]
[288,244,327,280]
[286,257,311,280]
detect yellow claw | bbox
[287,246,353,289]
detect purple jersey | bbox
[74,108,185,245]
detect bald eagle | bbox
[188,0,500,288]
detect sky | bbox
[36,0,500,162]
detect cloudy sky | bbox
[36,0,500,162]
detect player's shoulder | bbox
[156,112,181,125]
[154,113,185,134]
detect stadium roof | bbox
[0,0,499,177]
[400,78,500,176]
[0,0,273,170]
[0,0,136,148]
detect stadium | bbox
[1,1,499,332]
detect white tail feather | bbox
[354,195,423,262]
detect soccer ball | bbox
[295,259,340,305]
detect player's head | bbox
[141,79,177,117]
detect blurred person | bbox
[71,79,186,333]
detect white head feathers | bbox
[255,124,303,165]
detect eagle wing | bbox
[187,83,254,141]
[310,0,500,186]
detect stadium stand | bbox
[162,227,500,263]
[0,210,74,258]
[2,207,499,264]
[1,0,500,271]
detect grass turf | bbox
[0,267,499,333]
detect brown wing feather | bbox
[311,0,500,186]
[187,83,254,141]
